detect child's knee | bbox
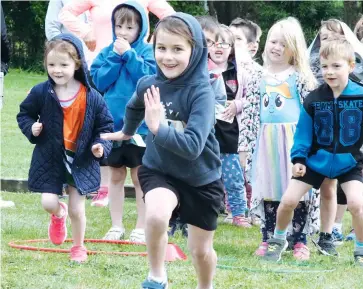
[110,167,127,184]
[320,187,336,201]
[280,195,298,211]
[146,210,169,231]
[41,194,59,211]
[347,201,363,217]
[68,206,85,220]
[188,244,213,261]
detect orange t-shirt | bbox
[60,85,87,172]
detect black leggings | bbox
[262,201,308,244]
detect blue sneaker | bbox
[332,228,344,246]
[346,229,356,241]
[141,278,168,289]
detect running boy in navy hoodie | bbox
[263,38,363,266]
[102,12,223,289]
[91,1,156,242]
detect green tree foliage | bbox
[3,1,48,71]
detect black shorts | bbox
[102,144,145,168]
[138,165,224,231]
[292,165,363,190]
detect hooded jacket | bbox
[90,1,156,134]
[122,12,221,186]
[291,80,363,178]
[308,21,363,85]
[17,33,114,195]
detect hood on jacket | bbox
[308,20,363,83]
[50,33,90,88]
[111,1,148,50]
[153,12,210,86]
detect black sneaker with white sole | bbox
[312,232,339,257]
[263,238,288,262]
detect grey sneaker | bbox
[312,233,338,256]
[263,238,288,262]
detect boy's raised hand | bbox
[113,37,131,55]
[32,121,43,137]
[292,163,306,177]
[91,143,104,158]
[101,131,132,141]
[144,85,161,135]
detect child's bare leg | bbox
[335,204,347,223]
[108,166,127,228]
[341,181,363,243]
[145,188,178,279]
[67,186,86,246]
[100,166,109,187]
[264,180,313,261]
[188,225,216,289]
[320,178,337,233]
[276,180,313,232]
[131,166,145,229]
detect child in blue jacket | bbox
[263,38,363,266]
[90,1,156,242]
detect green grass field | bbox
[1,71,362,289]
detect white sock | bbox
[333,222,342,233]
[148,272,167,284]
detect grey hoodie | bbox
[122,12,222,186]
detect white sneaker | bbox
[102,227,125,240]
[129,228,146,243]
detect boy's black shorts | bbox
[292,165,363,190]
[101,144,145,168]
[138,165,224,231]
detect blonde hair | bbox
[263,17,317,90]
[320,37,355,64]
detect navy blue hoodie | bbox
[122,12,221,186]
[291,80,363,178]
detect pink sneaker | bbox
[70,245,87,263]
[90,189,109,207]
[293,242,310,261]
[255,242,268,256]
[232,216,252,228]
[48,202,68,245]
